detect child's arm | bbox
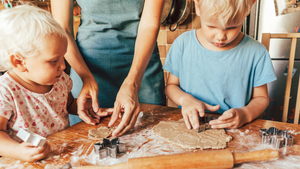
[165,73,220,130]
[0,116,50,162]
[66,93,113,124]
[210,84,269,129]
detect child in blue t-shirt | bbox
[163,0,276,130]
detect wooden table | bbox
[1,103,300,169]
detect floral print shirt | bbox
[0,72,72,142]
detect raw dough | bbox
[152,119,232,150]
[88,126,113,140]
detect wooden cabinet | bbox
[0,3,5,10]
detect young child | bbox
[0,5,112,162]
[163,0,276,131]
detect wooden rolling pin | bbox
[73,149,279,169]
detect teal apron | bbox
[70,0,166,125]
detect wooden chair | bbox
[261,33,300,124]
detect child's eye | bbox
[50,60,58,64]
[226,27,237,30]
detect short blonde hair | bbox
[195,0,254,28]
[0,4,66,71]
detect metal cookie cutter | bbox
[259,127,294,149]
[197,116,215,133]
[16,128,46,147]
[94,137,126,159]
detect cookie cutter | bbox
[16,128,46,147]
[259,127,294,149]
[197,116,215,133]
[94,137,126,159]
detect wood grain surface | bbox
[0,103,300,169]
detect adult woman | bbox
[51,0,166,136]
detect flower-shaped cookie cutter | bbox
[259,127,294,149]
[94,137,126,159]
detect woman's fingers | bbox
[112,105,136,136]
[109,104,122,127]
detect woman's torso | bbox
[76,0,145,55]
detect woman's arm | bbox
[51,0,100,125]
[109,0,165,136]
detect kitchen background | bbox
[1,0,300,123]
[252,0,300,123]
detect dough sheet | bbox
[152,119,232,149]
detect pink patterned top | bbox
[0,72,72,142]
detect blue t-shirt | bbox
[163,30,277,114]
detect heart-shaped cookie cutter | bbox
[94,137,126,159]
[259,127,294,149]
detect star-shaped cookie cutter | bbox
[94,137,126,159]
[259,127,294,149]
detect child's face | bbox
[199,10,244,49]
[24,35,67,86]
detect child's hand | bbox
[181,96,220,130]
[209,108,248,129]
[17,141,51,162]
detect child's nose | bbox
[59,59,66,71]
[216,31,227,41]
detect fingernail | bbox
[94,107,99,112]
[112,132,116,136]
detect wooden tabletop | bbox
[1,103,300,169]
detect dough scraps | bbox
[88,126,114,140]
[152,119,232,150]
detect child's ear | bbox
[194,0,200,16]
[9,54,27,72]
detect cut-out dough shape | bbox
[152,119,232,149]
[88,126,113,140]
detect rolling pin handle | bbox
[233,149,279,164]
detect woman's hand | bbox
[77,78,114,125]
[17,141,51,162]
[76,76,101,125]
[108,82,140,137]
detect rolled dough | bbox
[152,119,232,150]
[88,126,113,140]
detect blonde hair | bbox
[0,4,66,71]
[195,0,254,28]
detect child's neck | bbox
[7,71,53,94]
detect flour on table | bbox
[152,119,232,149]
[88,126,113,140]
